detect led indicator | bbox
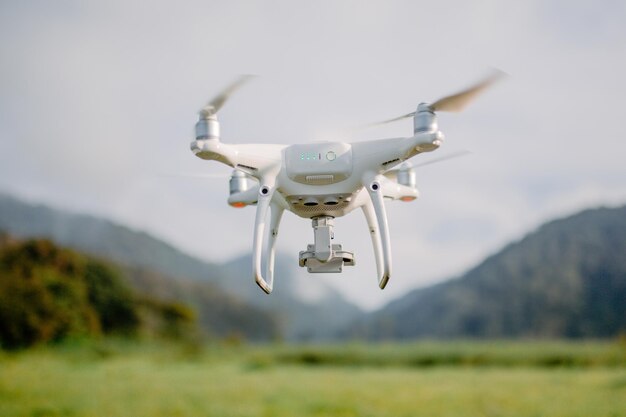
[300,152,321,161]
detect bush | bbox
[0,239,140,349]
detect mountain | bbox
[0,194,219,283]
[346,205,626,339]
[221,254,361,340]
[0,234,280,344]
[0,193,360,340]
[122,265,280,341]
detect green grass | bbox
[260,339,626,368]
[1,340,625,417]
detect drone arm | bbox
[363,174,392,289]
[351,131,443,174]
[380,181,419,201]
[191,140,284,179]
[191,139,239,167]
[403,131,444,160]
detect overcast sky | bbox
[2,0,626,309]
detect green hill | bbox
[0,237,140,349]
[220,255,362,341]
[123,265,280,341]
[0,236,280,348]
[0,193,360,341]
[346,205,626,339]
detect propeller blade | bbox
[411,150,472,168]
[368,111,416,127]
[159,172,231,179]
[429,69,505,113]
[358,111,416,130]
[356,69,505,130]
[384,150,471,179]
[383,161,413,181]
[201,74,256,115]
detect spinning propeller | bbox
[195,74,255,141]
[366,69,505,129]
[199,74,255,117]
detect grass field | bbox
[1,340,625,417]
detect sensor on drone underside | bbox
[299,245,355,273]
[298,216,355,273]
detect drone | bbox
[190,72,503,294]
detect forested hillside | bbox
[0,238,156,348]
[0,237,280,349]
[346,206,626,339]
[4,193,625,342]
[0,193,359,341]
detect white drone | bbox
[190,72,503,294]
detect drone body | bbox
[190,73,502,294]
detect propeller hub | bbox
[397,162,416,188]
[199,106,217,118]
[417,102,433,112]
[413,104,438,134]
[229,169,251,195]
[195,113,220,140]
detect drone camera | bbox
[299,216,355,273]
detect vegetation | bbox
[0,239,139,349]
[4,194,626,342]
[262,339,626,368]
[0,238,196,349]
[0,340,625,417]
[2,197,626,415]
[0,193,359,341]
[124,266,281,342]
